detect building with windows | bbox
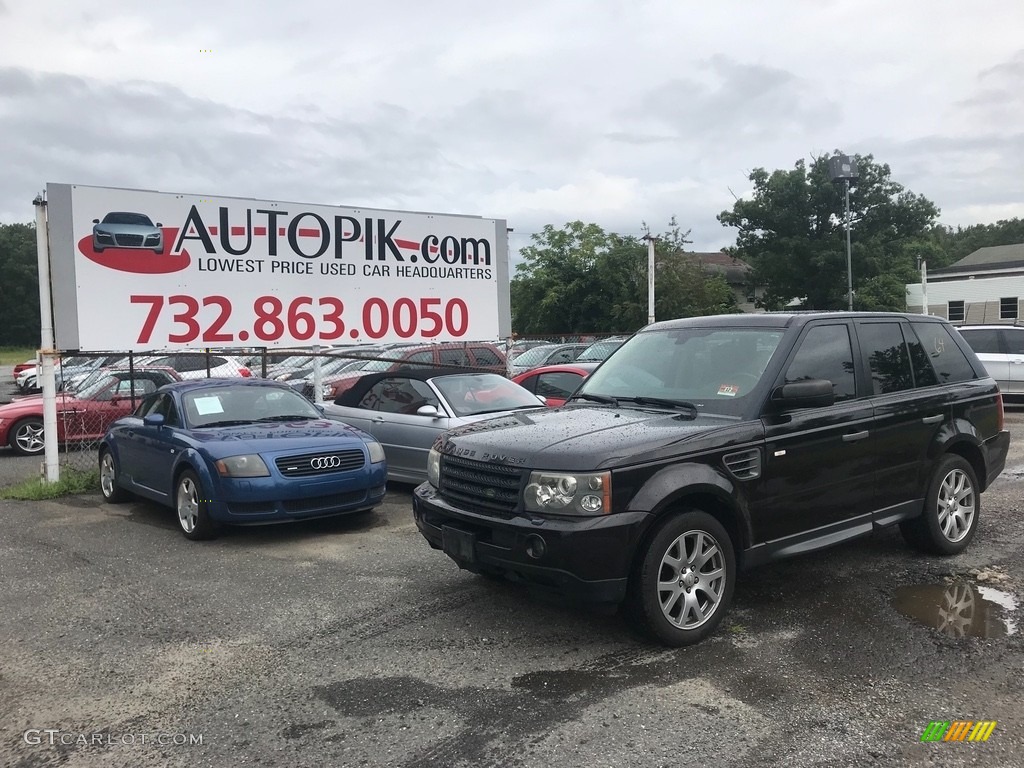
[906,243,1024,323]
[685,252,764,312]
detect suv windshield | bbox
[579,328,785,415]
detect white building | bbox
[906,243,1024,323]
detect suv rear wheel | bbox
[900,454,979,555]
[628,510,736,646]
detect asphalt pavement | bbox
[1,365,1023,767]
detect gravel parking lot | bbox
[2,365,1023,767]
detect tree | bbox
[929,218,1024,264]
[718,153,940,311]
[510,220,736,335]
[0,222,41,347]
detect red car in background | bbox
[0,367,180,455]
[512,362,599,407]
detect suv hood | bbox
[438,404,756,471]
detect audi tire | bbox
[176,469,220,541]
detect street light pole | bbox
[828,154,858,311]
[844,179,853,311]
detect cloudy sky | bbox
[1,0,1023,255]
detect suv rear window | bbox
[910,322,977,384]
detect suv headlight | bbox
[427,448,441,487]
[524,471,611,515]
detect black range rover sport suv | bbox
[413,312,1011,646]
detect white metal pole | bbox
[845,180,853,311]
[646,236,656,324]
[33,193,59,482]
[920,259,928,315]
[312,344,323,404]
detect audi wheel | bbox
[176,469,219,541]
[99,449,128,503]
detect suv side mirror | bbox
[771,379,835,409]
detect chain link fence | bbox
[4,334,628,473]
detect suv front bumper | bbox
[413,483,651,604]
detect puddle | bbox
[893,582,1018,639]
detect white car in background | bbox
[956,325,1024,398]
[135,353,252,379]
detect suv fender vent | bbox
[723,448,761,481]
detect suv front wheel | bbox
[628,510,736,646]
[901,455,980,555]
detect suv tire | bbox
[900,455,980,555]
[628,510,736,646]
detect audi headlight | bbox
[215,454,270,477]
[427,448,441,487]
[366,440,386,464]
[524,470,611,515]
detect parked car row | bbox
[5,312,1017,650]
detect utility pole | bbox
[844,179,853,311]
[642,234,658,324]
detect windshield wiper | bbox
[572,393,619,406]
[196,419,253,428]
[257,414,318,422]
[619,396,699,415]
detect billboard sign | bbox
[46,184,510,351]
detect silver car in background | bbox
[323,368,546,483]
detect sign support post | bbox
[33,193,60,483]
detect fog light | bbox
[525,534,546,560]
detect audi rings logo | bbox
[311,455,344,470]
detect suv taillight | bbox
[239,367,252,378]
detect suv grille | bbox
[275,450,365,477]
[438,455,523,516]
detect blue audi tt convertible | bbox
[99,379,388,540]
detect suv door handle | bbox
[842,430,869,442]
[921,415,943,424]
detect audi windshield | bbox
[182,384,321,429]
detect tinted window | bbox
[405,350,435,365]
[958,329,1002,354]
[437,348,468,366]
[784,324,857,401]
[535,372,584,399]
[910,322,977,384]
[1003,329,1024,355]
[905,325,939,388]
[471,347,502,366]
[859,322,914,394]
